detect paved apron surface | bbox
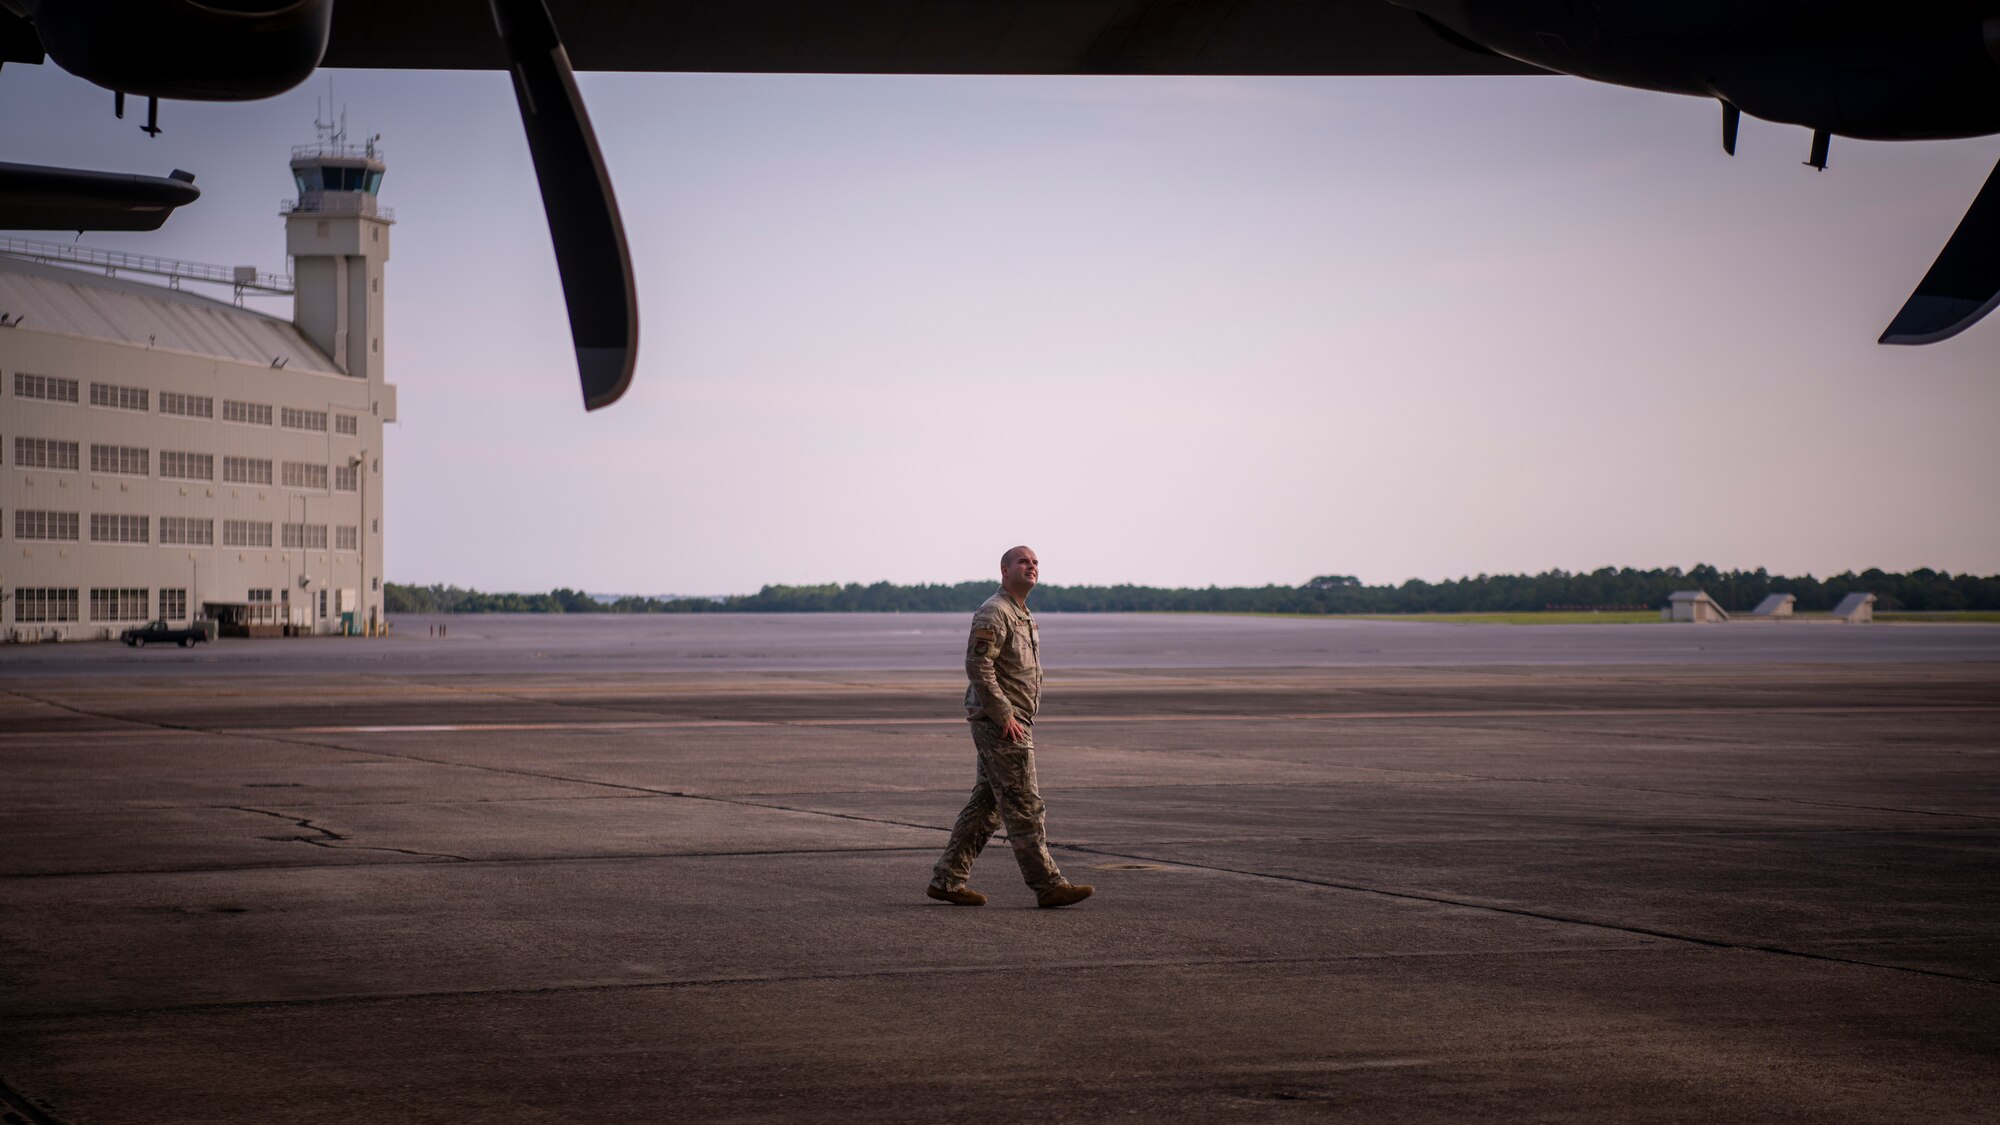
[2,619,1996,1122]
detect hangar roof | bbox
[0,255,338,374]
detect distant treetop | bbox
[383,567,2000,616]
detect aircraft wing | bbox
[320,0,1543,77]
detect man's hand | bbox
[1001,716,1028,744]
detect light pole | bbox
[349,451,367,637]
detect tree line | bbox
[384,566,2000,615]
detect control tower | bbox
[284,133,390,380]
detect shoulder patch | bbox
[972,627,998,656]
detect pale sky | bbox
[3,62,1996,594]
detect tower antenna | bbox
[313,76,347,146]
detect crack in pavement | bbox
[230,806,470,863]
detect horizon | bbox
[397,560,1998,601]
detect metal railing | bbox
[0,235,293,296]
[292,143,384,163]
[281,195,394,221]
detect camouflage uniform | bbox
[930,589,1067,894]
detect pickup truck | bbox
[120,620,210,648]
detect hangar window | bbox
[160,393,214,419]
[160,451,214,481]
[282,407,328,432]
[247,589,273,604]
[335,414,358,436]
[160,589,188,621]
[282,461,329,490]
[90,588,149,621]
[14,588,78,623]
[281,522,328,550]
[223,400,273,426]
[336,525,358,551]
[90,514,149,544]
[14,510,79,541]
[160,518,213,546]
[90,444,149,476]
[224,521,273,548]
[222,457,273,485]
[89,383,149,412]
[14,373,79,403]
[14,437,79,472]
[334,465,358,492]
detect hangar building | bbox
[2,141,397,640]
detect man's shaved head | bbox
[999,547,1039,601]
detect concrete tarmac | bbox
[2,617,1998,1122]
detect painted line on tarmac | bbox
[7,703,1994,740]
[255,703,2000,735]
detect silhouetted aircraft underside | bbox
[1,1,1996,410]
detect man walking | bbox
[928,546,1094,909]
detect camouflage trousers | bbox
[931,719,1065,894]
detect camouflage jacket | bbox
[963,589,1041,726]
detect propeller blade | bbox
[490,0,637,410]
[1881,156,2000,345]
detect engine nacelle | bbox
[1400,0,2000,141]
[23,0,332,101]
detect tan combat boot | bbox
[1036,883,1094,908]
[926,884,987,906]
